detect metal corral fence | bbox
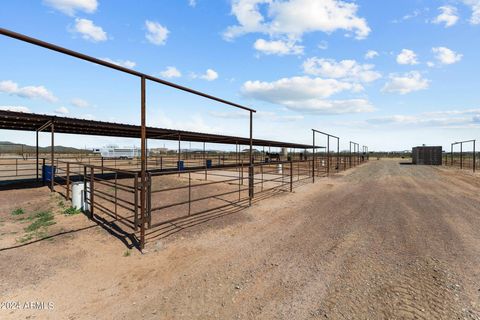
[444,140,478,172]
[48,153,367,248]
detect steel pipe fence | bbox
[24,152,366,249]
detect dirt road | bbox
[1,159,479,319]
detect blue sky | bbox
[1,0,480,151]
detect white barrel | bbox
[72,181,90,212]
[277,164,283,174]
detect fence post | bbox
[89,166,94,218]
[188,172,191,216]
[66,162,70,200]
[101,157,104,175]
[15,158,18,176]
[290,160,293,192]
[134,174,138,231]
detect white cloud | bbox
[382,71,430,94]
[364,50,379,59]
[302,58,381,83]
[242,76,359,101]
[73,18,107,42]
[43,0,97,16]
[281,98,374,114]
[462,0,480,24]
[254,38,304,55]
[54,106,69,115]
[433,6,459,27]
[432,47,462,65]
[223,0,371,53]
[145,20,169,46]
[188,0,196,7]
[101,58,136,68]
[0,80,58,102]
[367,109,480,128]
[0,106,31,113]
[160,66,182,78]
[396,49,418,65]
[241,76,372,114]
[200,69,219,81]
[71,98,89,108]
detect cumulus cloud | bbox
[71,98,89,108]
[432,6,459,27]
[101,58,136,68]
[396,49,418,65]
[43,0,97,16]
[54,106,69,115]
[382,71,430,94]
[462,0,480,24]
[198,69,219,81]
[364,50,379,59]
[73,18,107,42]
[224,0,370,54]
[432,47,462,65]
[242,76,359,101]
[254,38,304,55]
[302,58,381,83]
[0,106,31,113]
[241,76,372,114]
[145,20,169,45]
[0,80,58,102]
[160,66,182,78]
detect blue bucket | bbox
[177,160,184,171]
[42,165,56,182]
[206,159,212,168]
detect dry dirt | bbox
[0,159,479,319]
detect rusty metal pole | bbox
[474,140,476,172]
[460,142,463,169]
[248,111,253,205]
[327,135,330,176]
[336,137,340,172]
[36,130,39,182]
[66,162,70,200]
[451,143,453,166]
[140,76,146,250]
[312,130,315,183]
[51,121,54,192]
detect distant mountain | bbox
[0,141,90,154]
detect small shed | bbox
[412,146,442,165]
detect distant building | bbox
[412,146,442,165]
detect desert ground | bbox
[0,159,479,319]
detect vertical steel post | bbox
[336,137,340,172]
[451,143,453,166]
[473,140,476,172]
[290,159,293,192]
[66,162,70,200]
[36,130,39,181]
[51,121,54,192]
[140,76,146,250]
[312,130,315,182]
[460,142,463,169]
[248,111,253,205]
[327,135,330,176]
[90,166,94,218]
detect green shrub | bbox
[24,211,56,232]
[11,208,25,216]
[64,207,81,216]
